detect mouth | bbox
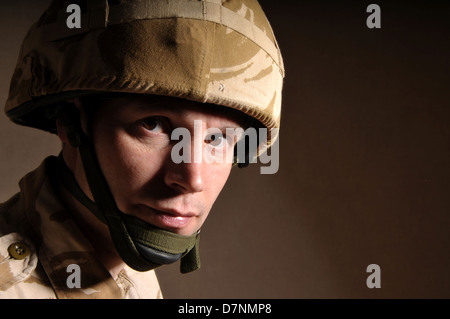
[138,205,197,231]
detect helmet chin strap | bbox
[57,105,200,273]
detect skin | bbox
[57,94,246,277]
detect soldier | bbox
[0,0,284,298]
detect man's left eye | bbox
[141,118,164,133]
[205,133,228,148]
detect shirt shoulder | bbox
[0,232,57,299]
[0,232,34,295]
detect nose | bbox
[164,160,205,194]
[164,119,207,193]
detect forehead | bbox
[90,94,250,127]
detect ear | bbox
[56,118,69,144]
[55,97,84,144]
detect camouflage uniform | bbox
[0,156,162,299]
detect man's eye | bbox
[141,118,164,133]
[205,133,228,148]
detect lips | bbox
[138,205,197,231]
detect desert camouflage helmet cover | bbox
[5,0,284,151]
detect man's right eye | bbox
[141,117,164,133]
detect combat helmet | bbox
[4,0,284,273]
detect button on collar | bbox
[8,242,30,260]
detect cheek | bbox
[194,164,232,229]
[204,163,233,207]
[94,129,166,202]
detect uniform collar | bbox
[20,156,124,298]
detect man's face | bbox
[76,95,245,236]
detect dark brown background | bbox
[1,1,449,298]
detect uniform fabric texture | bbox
[0,157,162,298]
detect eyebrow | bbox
[128,99,245,130]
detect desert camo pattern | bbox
[0,157,162,299]
[5,0,284,152]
